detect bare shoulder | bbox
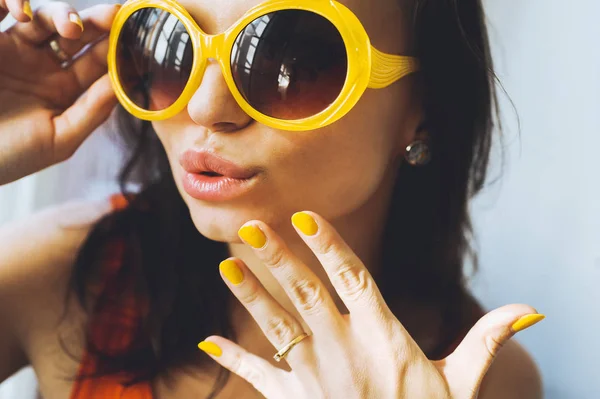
[0,198,115,355]
[479,339,543,399]
[0,198,114,297]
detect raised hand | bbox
[0,2,120,185]
[199,211,544,398]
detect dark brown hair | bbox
[65,0,500,397]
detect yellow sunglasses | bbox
[108,0,419,131]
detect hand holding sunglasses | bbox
[108,0,419,131]
[0,2,119,185]
[200,211,545,398]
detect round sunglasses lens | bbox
[116,8,194,112]
[231,10,348,120]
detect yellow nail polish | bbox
[23,1,33,20]
[198,341,222,357]
[512,314,545,333]
[219,259,244,285]
[69,13,84,31]
[238,225,267,249]
[291,212,319,236]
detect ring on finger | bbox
[273,332,311,362]
[48,38,72,67]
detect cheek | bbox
[270,118,398,219]
[151,120,189,167]
[264,87,411,220]
[151,122,172,154]
[149,120,190,197]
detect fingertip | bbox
[12,10,32,23]
[56,22,84,40]
[198,340,223,357]
[22,0,33,20]
[291,211,319,236]
[238,223,267,249]
[511,313,545,333]
[68,12,84,32]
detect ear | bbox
[396,78,428,157]
[398,117,430,161]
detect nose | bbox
[187,61,252,132]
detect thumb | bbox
[436,304,545,399]
[52,73,117,162]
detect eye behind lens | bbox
[116,7,195,112]
[230,9,348,121]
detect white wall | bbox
[472,1,600,398]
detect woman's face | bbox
[152,0,421,242]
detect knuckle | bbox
[265,317,297,346]
[318,234,341,259]
[238,285,261,306]
[232,352,264,390]
[484,334,505,358]
[335,264,370,300]
[263,246,286,269]
[289,278,324,314]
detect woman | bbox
[0,0,544,398]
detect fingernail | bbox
[291,212,319,236]
[69,12,84,31]
[23,1,33,20]
[198,341,222,357]
[512,314,546,333]
[238,225,267,249]
[219,259,244,285]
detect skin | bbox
[156,0,420,334]
[0,0,544,398]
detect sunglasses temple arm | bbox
[367,46,420,89]
[69,32,110,66]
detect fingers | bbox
[217,258,311,366]
[51,73,117,162]
[56,5,121,89]
[439,304,545,399]
[8,2,84,43]
[237,220,344,333]
[70,33,110,89]
[0,0,32,23]
[38,4,119,60]
[197,335,289,398]
[289,211,394,323]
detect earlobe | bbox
[403,121,431,166]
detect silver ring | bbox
[48,38,71,65]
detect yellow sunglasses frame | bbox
[107,0,420,131]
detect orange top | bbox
[68,234,154,399]
[68,195,480,398]
[69,194,154,399]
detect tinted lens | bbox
[231,10,348,120]
[116,8,194,111]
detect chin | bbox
[185,199,291,243]
[186,203,247,243]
